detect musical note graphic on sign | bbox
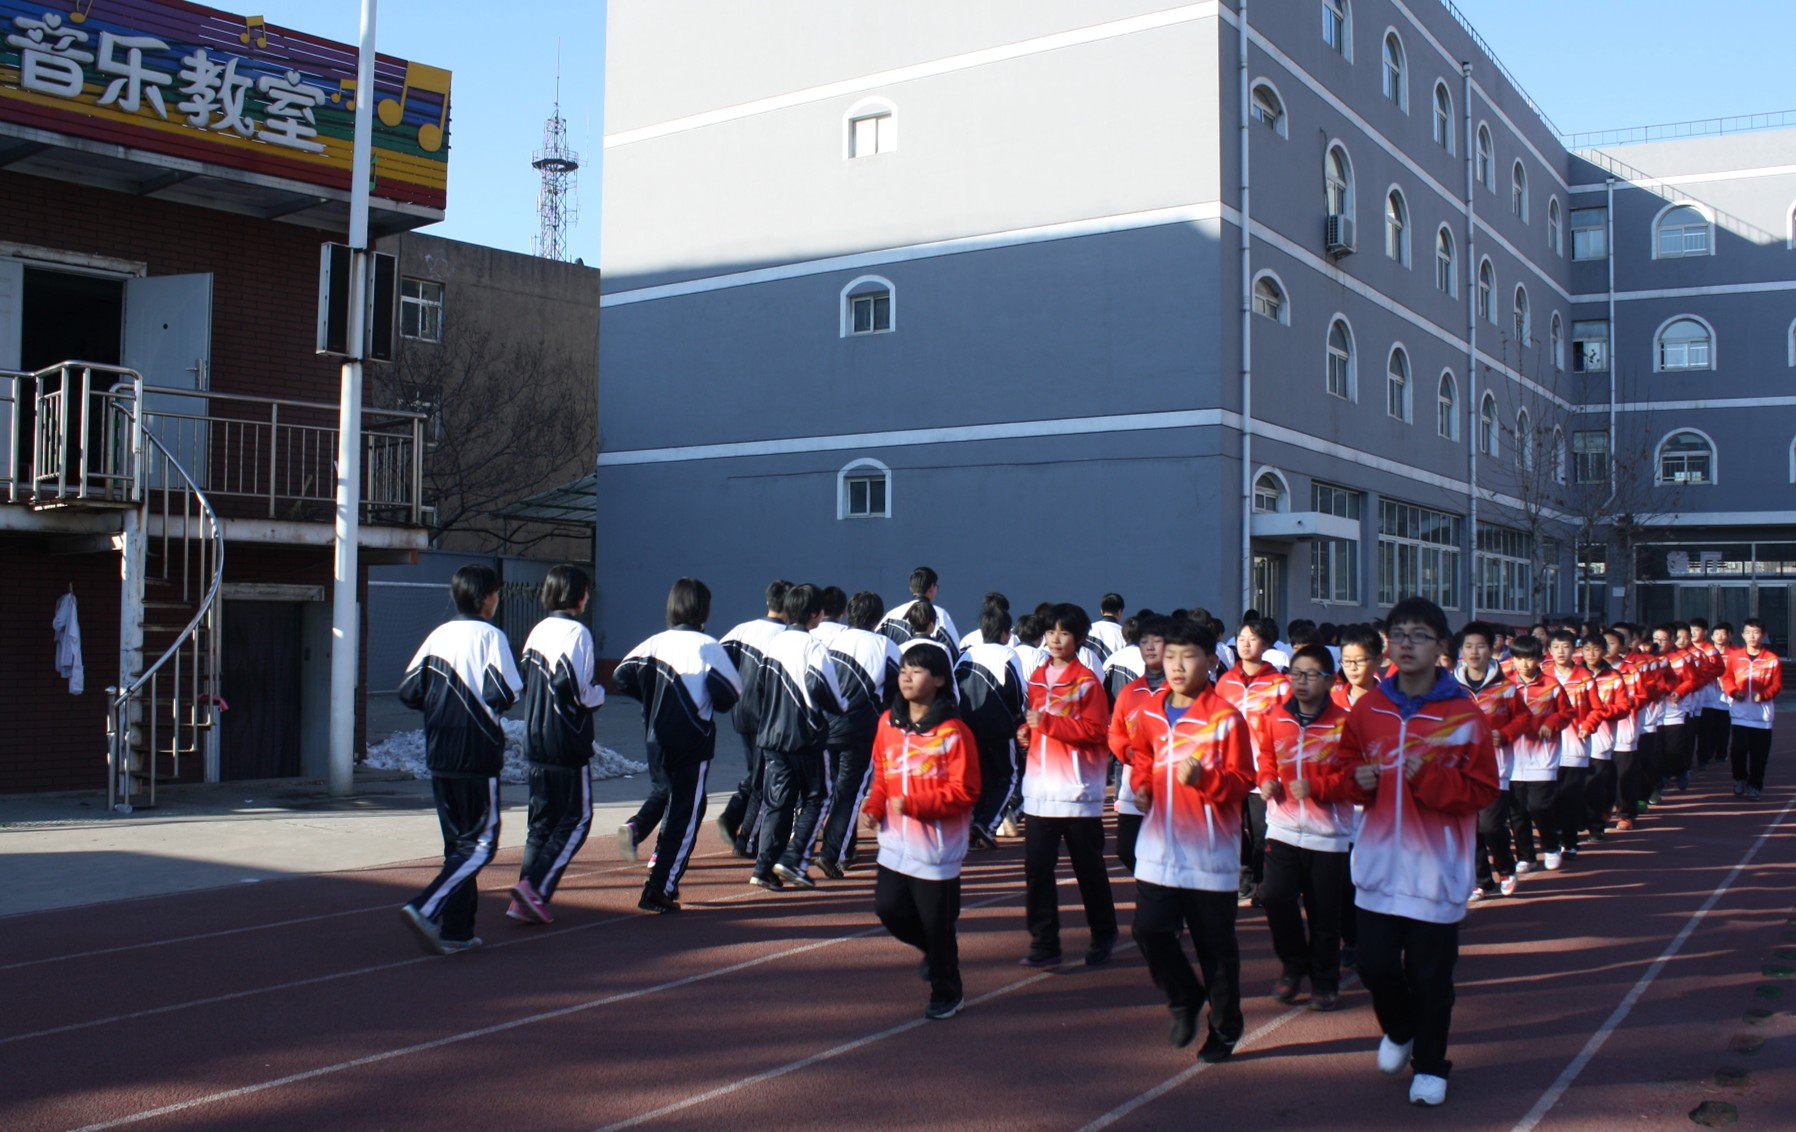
[69,0,96,23]
[331,78,356,109]
[239,15,267,49]
[376,62,451,152]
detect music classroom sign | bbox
[0,0,450,210]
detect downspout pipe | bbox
[1238,0,1254,617]
[1463,62,1478,616]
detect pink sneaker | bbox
[509,877,553,924]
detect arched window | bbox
[1655,204,1713,258]
[1512,161,1528,221]
[1387,347,1411,422]
[1788,317,1796,366]
[1251,83,1287,137]
[840,275,895,336]
[1656,317,1714,371]
[1551,313,1564,370]
[838,458,892,518]
[1513,285,1530,345]
[1385,188,1408,264]
[1438,371,1458,440]
[1515,408,1533,471]
[1477,259,1495,324]
[1432,83,1454,152]
[1657,430,1715,484]
[1476,124,1494,190]
[1552,427,1566,485]
[1252,272,1288,323]
[1479,392,1498,456]
[1435,227,1455,295]
[1323,0,1349,55]
[1254,470,1289,513]
[1325,145,1353,220]
[1382,32,1406,108]
[1548,198,1563,255]
[1327,318,1355,400]
[845,99,896,158]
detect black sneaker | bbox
[1339,945,1357,970]
[1018,949,1063,969]
[638,891,682,914]
[748,873,783,891]
[1272,975,1302,1004]
[925,996,964,1021]
[969,825,999,851]
[1085,932,1119,966]
[772,863,816,889]
[1197,1031,1238,1063]
[818,860,846,881]
[1169,1008,1199,1048]
[1309,990,1340,1012]
[918,958,932,983]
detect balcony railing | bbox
[4,363,427,526]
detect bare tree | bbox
[372,320,594,552]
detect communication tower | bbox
[532,81,580,261]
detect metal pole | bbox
[1237,0,1253,619]
[329,0,378,796]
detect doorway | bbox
[220,600,303,780]
[1251,553,1285,624]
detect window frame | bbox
[1476,524,1536,615]
[1432,82,1454,152]
[1513,285,1530,346]
[1477,258,1495,325]
[1571,206,1608,260]
[1377,498,1463,610]
[1252,270,1290,324]
[1323,0,1350,57]
[1654,315,1715,372]
[1435,226,1456,295]
[844,97,897,159]
[1311,481,1364,604]
[1475,123,1494,191]
[1325,142,1354,222]
[1572,429,1609,485]
[1387,345,1412,423]
[1550,312,1564,371]
[1253,468,1291,514]
[1572,318,1609,373]
[1326,316,1357,402]
[1384,186,1409,265]
[839,274,897,337]
[1655,429,1717,486]
[1652,203,1714,260]
[1479,391,1498,457]
[1381,30,1406,110]
[1511,161,1528,222]
[1515,407,1533,472]
[1548,197,1563,256]
[837,458,893,519]
[1251,80,1288,138]
[1437,370,1458,441]
[399,276,445,343]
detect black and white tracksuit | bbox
[397,616,523,941]
[812,624,900,872]
[878,598,961,662]
[955,640,1026,833]
[719,616,787,853]
[751,626,846,880]
[613,624,743,899]
[516,613,606,902]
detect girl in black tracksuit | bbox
[613,577,744,912]
[508,566,607,926]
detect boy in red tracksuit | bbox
[1455,622,1527,899]
[1581,637,1628,839]
[1547,630,1601,857]
[1507,635,1570,873]
[1108,615,1171,873]
[863,644,981,1021]
[1255,645,1356,1011]
[1016,602,1117,968]
[1721,617,1782,798]
[1217,617,1293,904]
[1339,597,1500,1108]
[1128,619,1255,1063]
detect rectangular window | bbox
[1571,207,1607,260]
[1322,1,1346,53]
[1476,525,1535,614]
[1378,499,1462,609]
[1572,430,1609,484]
[400,277,444,342]
[1571,319,1609,372]
[1659,225,1710,258]
[850,293,891,334]
[845,473,888,517]
[850,113,891,157]
[1310,482,1362,603]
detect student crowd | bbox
[392,563,1782,1109]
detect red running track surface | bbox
[2,762,1794,1131]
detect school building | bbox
[597,0,1794,657]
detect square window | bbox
[845,473,888,517]
[400,277,444,342]
[850,113,891,158]
[850,293,890,334]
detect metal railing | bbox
[1435,0,1564,139]
[1562,109,1796,151]
[1571,148,1779,247]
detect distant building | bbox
[598,0,1794,655]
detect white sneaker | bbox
[1409,1073,1448,1106]
[1543,851,1564,871]
[1498,873,1518,897]
[1377,1035,1413,1074]
[618,822,639,863]
[1514,860,1535,874]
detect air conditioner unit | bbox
[1325,215,1356,256]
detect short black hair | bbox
[896,641,957,711]
[782,583,822,626]
[846,590,885,631]
[1386,596,1450,642]
[1290,643,1335,676]
[1045,602,1091,647]
[1138,615,1174,643]
[1458,620,1499,649]
[665,577,711,628]
[450,564,500,616]
[1603,628,1626,649]
[1715,621,1735,635]
[1237,617,1279,646]
[1688,616,1710,632]
[1014,613,1044,647]
[819,585,848,618]
[1121,615,1140,645]
[1508,634,1544,660]
[1548,628,1579,647]
[906,598,938,637]
[1100,592,1125,615]
[765,579,793,615]
[1340,623,1384,657]
[1161,618,1218,657]
[980,604,1012,644]
[1287,621,1319,649]
[1187,606,1212,627]
[908,566,939,596]
[1743,616,1765,631]
[982,590,1010,612]
[539,563,591,612]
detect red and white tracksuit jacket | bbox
[1254,700,1356,853]
[1018,658,1111,818]
[1338,673,1500,924]
[1721,648,1783,729]
[1551,661,1599,769]
[863,707,981,882]
[1107,673,1163,818]
[1508,674,1572,782]
[1127,686,1255,892]
[1585,665,1628,760]
[1455,665,1528,786]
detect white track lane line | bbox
[1509,788,1796,1132]
[61,880,1069,1132]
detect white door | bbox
[0,259,21,489]
[123,274,213,488]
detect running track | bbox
[3,762,1793,1131]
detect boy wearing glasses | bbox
[1338,598,1499,1108]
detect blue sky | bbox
[255,2,1787,265]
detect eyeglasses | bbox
[1288,669,1331,682]
[1387,631,1439,646]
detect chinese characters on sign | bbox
[8,9,341,155]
